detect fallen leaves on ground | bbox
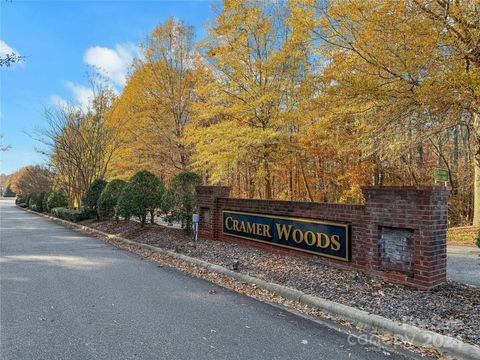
[78,218,480,351]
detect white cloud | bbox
[0,40,20,57]
[50,82,94,112]
[65,81,94,111]
[0,40,24,68]
[49,95,69,109]
[49,41,138,112]
[83,43,139,86]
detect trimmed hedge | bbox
[51,207,92,222]
[47,190,68,211]
[82,179,107,218]
[24,194,32,207]
[166,171,202,234]
[116,187,132,221]
[29,191,47,212]
[28,195,36,209]
[117,171,164,226]
[15,195,29,208]
[43,190,53,212]
[97,179,126,220]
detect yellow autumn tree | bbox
[187,0,316,199]
[293,0,480,223]
[42,85,118,207]
[107,17,202,182]
[104,0,477,225]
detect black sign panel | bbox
[223,211,350,262]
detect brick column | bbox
[362,186,450,290]
[196,186,231,240]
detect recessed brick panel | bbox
[379,226,414,275]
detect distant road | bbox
[1,199,418,360]
[447,245,480,287]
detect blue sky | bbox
[0,0,215,175]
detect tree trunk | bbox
[289,161,293,201]
[150,209,155,224]
[473,112,480,226]
[248,169,255,198]
[263,159,272,199]
[179,150,188,171]
[300,160,314,202]
[473,150,480,226]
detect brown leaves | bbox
[11,165,53,197]
[81,217,480,347]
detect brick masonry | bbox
[196,185,450,290]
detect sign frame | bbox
[434,168,449,183]
[222,210,351,262]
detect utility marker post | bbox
[192,213,199,247]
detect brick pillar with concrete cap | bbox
[196,186,231,241]
[362,186,450,290]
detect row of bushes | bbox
[16,190,97,223]
[16,170,201,234]
[16,190,68,213]
[51,207,94,222]
[83,170,201,233]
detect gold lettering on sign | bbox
[317,233,330,249]
[276,224,293,241]
[292,229,303,244]
[223,211,349,262]
[228,219,273,239]
[225,217,233,230]
[330,235,341,251]
[239,221,246,233]
[304,231,316,246]
[264,225,272,238]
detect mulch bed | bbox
[80,218,480,346]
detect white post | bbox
[192,213,199,244]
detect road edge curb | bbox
[20,207,480,360]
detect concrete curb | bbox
[21,207,480,360]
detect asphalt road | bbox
[447,245,480,287]
[0,199,418,360]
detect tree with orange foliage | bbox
[11,165,52,197]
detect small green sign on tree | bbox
[434,168,449,184]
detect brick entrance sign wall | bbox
[196,186,450,290]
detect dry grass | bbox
[447,226,479,246]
